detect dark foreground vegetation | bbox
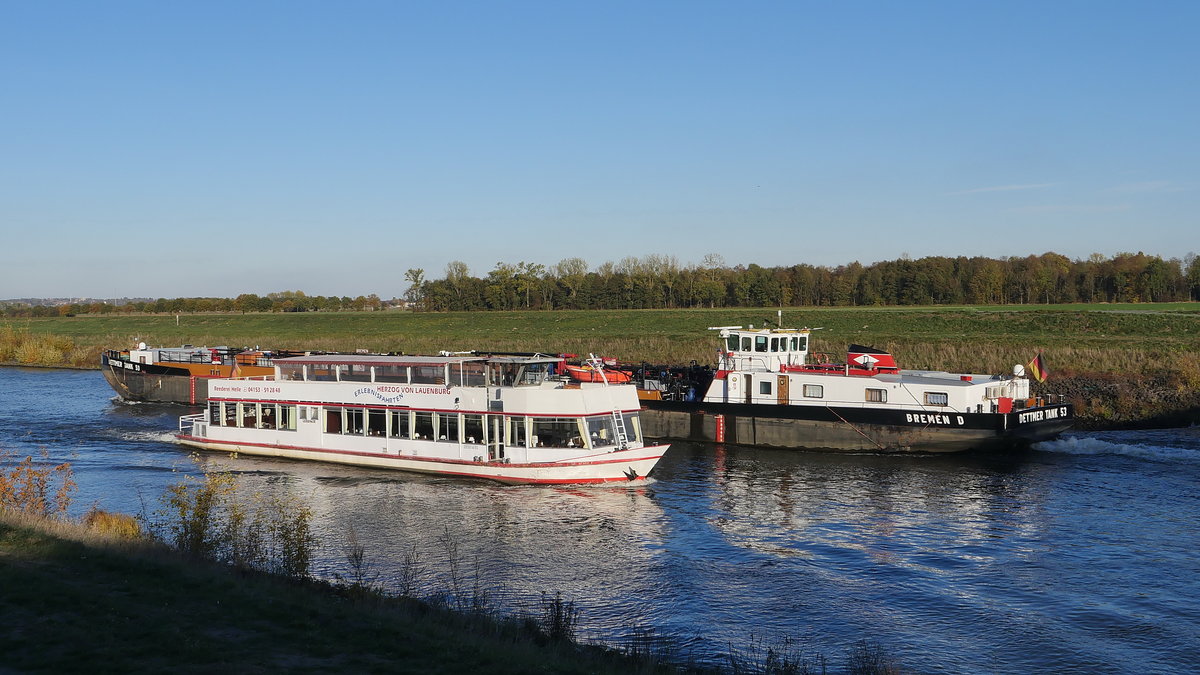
[1,452,900,674]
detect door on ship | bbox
[489,416,505,461]
[777,375,789,404]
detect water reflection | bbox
[3,368,1199,672]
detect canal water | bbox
[2,367,1198,673]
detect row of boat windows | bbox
[278,361,552,387]
[207,401,639,449]
[748,380,950,406]
[727,334,808,354]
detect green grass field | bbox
[4,304,1198,375]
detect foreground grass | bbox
[0,511,656,674]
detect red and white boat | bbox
[638,321,1073,453]
[177,353,668,484]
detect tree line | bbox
[410,251,1200,311]
[4,251,1198,317]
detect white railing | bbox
[179,413,207,437]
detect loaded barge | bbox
[634,323,1073,453]
[102,343,305,404]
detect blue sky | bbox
[3,1,1197,299]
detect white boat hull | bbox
[176,434,667,485]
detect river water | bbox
[2,367,1198,673]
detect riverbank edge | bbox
[0,510,668,674]
[5,362,1196,431]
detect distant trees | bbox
[4,251,1197,318]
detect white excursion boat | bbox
[177,353,669,485]
[637,322,1073,453]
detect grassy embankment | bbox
[4,303,1200,427]
[0,510,669,674]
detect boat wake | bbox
[97,429,181,445]
[1034,429,1200,462]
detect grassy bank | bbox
[0,510,666,674]
[4,304,1199,428]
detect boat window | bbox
[411,365,446,385]
[622,412,642,443]
[865,388,887,403]
[413,412,435,440]
[755,336,768,352]
[795,336,807,352]
[770,337,779,352]
[223,402,237,427]
[450,362,487,387]
[586,416,618,448]
[375,365,409,383]
[726,336,739,352]
[310,365,337,381]
[346,408,365,435]
[367,408,386,436]
[325,407,343,434]
[517,363,550,386]
[389,409,411,438]
[436,413,459,442]
[531,417,583,448]
[343,365,372,383]
[803,384,823,398]
[209,401,221,424]
[280,405,296,431]
[759,381,772,395]
[741,336,752,351]
[279,363,304,381]
[239,403,257,428]
[509,416,529,447]
[260,404,277,430]
[463,414,485,444]
[925,392,949,406]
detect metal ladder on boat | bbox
[587,353,631,451]
[610,410,630,450]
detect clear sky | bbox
[3,1,1197,299]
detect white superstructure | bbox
[178,354,668,484]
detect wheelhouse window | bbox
[865,388,887,403]
[925,392,949,406]
[755,336,768,352]
[726,336,739,352]
[741,336,752,351]
[803,384,823,398]
[792,336,807,351]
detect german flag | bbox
[1027,352,1048,383]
